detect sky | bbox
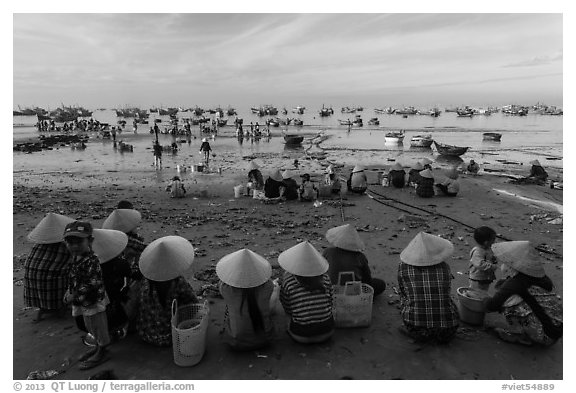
[12,12,563,110]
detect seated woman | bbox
[279,241,334,344]
[388,162,406,188]
[407,162,424,187]
[264,169,284,199]
[216,249,274,351]
[347,165,368,194]
[279,170,299,201]
[298,173,319,202]
[24,213,75,322]
[527,160,548,184]
[434,169,460,197]
[79,229,131,343]
[398,232,459,344]
[483,241,562,346]
[136,236,198,347]
[246,161,265,196]
[416,169,435,198]
[166,176,186,198]
[467,159,480,175]
[322,224,385,296]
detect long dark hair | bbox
[240,286,264,332]
[295,274,326,292]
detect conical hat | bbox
[391,162,403,171]
[278,241,329,276]
[102,209,142,233]
[492,241,545,278]
[529,160,541,166]
[139,236,195,281]
[27,213,76,244]
[92,229,128,264]
[248,161,260,171]
[400,232,454,266]
[216,249,272,288]
[269,169,283,182]
[411,162,424,171]
[325,224,365,252]
[352,165,365,173]
[419,157,433,165]
[419,169,434,179]
[281,170,293,179]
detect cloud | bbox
[503,53,563,68]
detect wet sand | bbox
[12,154,563,380]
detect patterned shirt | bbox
[280,272,333,326]
[397,262,459,328]
[136,277,198,347]
[68,252,106,308]
[468,246,497,282]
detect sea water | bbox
[13,107,563,182]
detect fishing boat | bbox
[367,118,380,126]
[293,119,304,126]
[284,134,304,145]
[341,106,356,113]
[433,141,469,156]
[267,118,280,127]
[339,119,353,126]
[395,106,418,115]
[374,108,386,114]
[456,108,474,117]
[280,118,293,126]
[384,131,405,144]
[319,105,334,117]
[482,132,502,141]
[226,107,237,116]
[410,134,433,147]
[217,118,228,127]
[292,106,305,115]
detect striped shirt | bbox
[280,272,333,327]
[397,262,459,329]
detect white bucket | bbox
[233,185,244,198]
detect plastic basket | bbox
[171,300,210,367]
[333,279,374,328]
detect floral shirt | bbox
[68,252,106,308]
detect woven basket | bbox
[171,300,210,367]
[333,279,374,328]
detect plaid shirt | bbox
[397,262,459,328]
[68,252,106,308]
[24,242,72,309]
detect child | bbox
[62,221,111,370]
[469,226,498,291]
[166,176,186,198]
[299,173,319,201]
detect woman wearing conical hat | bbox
[136,236,198,347]
[388,162,406,188]
[415,168,435,198]
[407,161,424,187]
[434,168,460,197]
[483,241,562,346]
[264,169,284,199]
[278,241,335,344]
[527,159,548,185]
[347,164,367,194]
[397,232,459,344]
[216,249,274,351]
[24,213,75,322]
[322,224,386,296]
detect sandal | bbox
[79,353,110,371]
[78,347,99,362]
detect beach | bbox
[12,147,563,380]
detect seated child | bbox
[166,176,186,198]
[299,174,319,201]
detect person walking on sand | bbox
[199,138,212,165]
[62,221,112,370]
[153,141,162,170]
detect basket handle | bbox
[171,299,178,318]
[337,271,356,286]
[343,281,362,296]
